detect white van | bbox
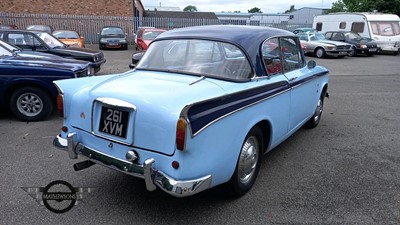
[313,12,400,55]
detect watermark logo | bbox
[21,180,94,214]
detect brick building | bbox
[0,0,143,17]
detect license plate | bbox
[108,43,118,46]
[339,52,347,54]
[369,48,377,52]
[99,106,129,138]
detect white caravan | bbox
[313,12,400,55]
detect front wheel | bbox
[349,47,357,57]
[9,87,53,121]
[305,92,325,129]
[315,48,326,58]
[227,126,263,197]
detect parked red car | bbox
[135,27,166,50]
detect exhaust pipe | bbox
[73,160,95,171]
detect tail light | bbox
[176,118,187,151]
[57,93,64,117]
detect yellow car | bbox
[52,30,85,48]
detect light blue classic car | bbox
[53,25,329,197]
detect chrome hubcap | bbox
[314,99,323,122]
[317,49,323,57]
[17,93,43,117]
[238,136,259,184]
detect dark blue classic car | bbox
[0,42,91,121]
[0,30,106,74]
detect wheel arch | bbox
[4,81,57,106]
[253,120,272,154]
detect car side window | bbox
[262,38,282,75]
[280,37,302,73]
[332,33,344,41]
[325,32,333,39]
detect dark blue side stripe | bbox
[187,81,289,135]
[187,70,329,135]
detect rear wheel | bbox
[227,126,263,197]
[305,91,325,129]
[315,48,326,58]
[9,87,53,121]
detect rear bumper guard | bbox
[53,133,212,197]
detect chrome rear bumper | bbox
[53,133,212,197]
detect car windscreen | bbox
[345,32,362,40]
[0,39,20,51]
[143,31,164,40]
[101,27,124,35]
[136,39,253,81]
[53,31,79,39]
[0,45,13,56]
[310,33,326,41]
[34,31,65,49]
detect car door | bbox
[279,37,318,131]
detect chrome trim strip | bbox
[95,97,137,110]
[183,87,290,137]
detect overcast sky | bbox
[141,0,336,13]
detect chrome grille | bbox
[336,45,351,50]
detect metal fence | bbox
[0,12,311,44]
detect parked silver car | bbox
[298,32,352,58]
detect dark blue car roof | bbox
[154,25,296,77]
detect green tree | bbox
[183,5,198,12]
[328,0,400,15]
[326,0,346,13]
[248,7,263,13]
[284,5,296,13]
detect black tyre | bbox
[9,87,53,121]
[349,47,357,57]
[305,91,325,129]
[394,51,398,56]
[315,48,326,58]
[227,126,263,197]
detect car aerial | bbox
[292,28,318,34]
[0,30,106,74]
[26,25,53,33]
[298,32,352,58]
[135,27,166,50]
[324,31,379,56]
[52,30,85,48]
[98,26,128,50]
[53,25,329,198]
[0,42,91,121]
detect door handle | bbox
[289,76,298,81]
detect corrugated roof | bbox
[144,11,219,20]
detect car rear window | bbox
[136,39,253,81]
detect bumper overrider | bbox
[53,133,212,197]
